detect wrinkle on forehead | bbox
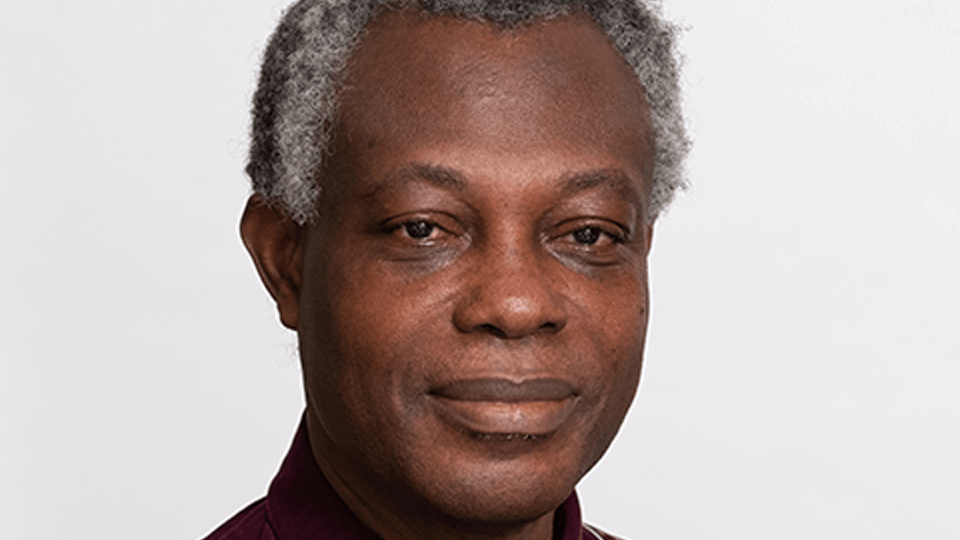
[335,9,654,187]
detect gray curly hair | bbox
[248,0,690,224]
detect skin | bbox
[241,10,655,540]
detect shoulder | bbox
[200,498,275,540]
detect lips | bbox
[428,378,578,437]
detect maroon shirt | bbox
[202,418,623,540]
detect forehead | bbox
[334,9,653,190]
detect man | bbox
[205,0,688,539]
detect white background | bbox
[2,1,957,539]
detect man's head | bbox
[246,0,688,225]
[240,2,687,538]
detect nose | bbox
[453,242,568,339]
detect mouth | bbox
[427,378,579,438]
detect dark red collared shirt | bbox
[202,418,623,540]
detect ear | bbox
[240,194,304,330]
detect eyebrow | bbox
[361,163,644,211]
[560,170,646,213]
[360,164,467,201]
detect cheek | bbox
[577,273,648,453]
[581,268,649,353]
[296,245,395,425]
[299,284,414,461]
[574,270,648,415]
[313,258,447,405]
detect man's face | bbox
[287,10,653,528]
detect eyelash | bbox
[385,218,447,243]
[402,220,433,237]
[567,225,626,246]
[383,218,629,253]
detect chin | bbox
[415,460,577,526]
[390,423,597,525]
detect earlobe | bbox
[240,194,304,330]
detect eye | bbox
[566,225,624,248]
[402,220,436,239]
[548,220,631,267]
[572,226,604,245]
[376,212,469,265]
[384,217,455,244]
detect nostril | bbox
[479,323,507,338]
[474,321,562,338]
